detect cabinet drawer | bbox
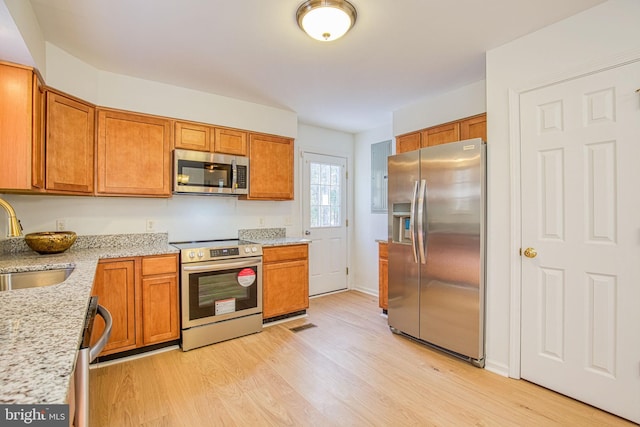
[142,254,178,276]
[263,244,308,263]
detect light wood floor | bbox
[89,291,634,426]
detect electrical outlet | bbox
[56,219,66,231]
[258,217,265,227]
[284,216,293,226]
[146,219,155,232]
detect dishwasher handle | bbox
[89,305,112,362]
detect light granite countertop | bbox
[0,233,177,404]
[238,228,310,247]
[247,237,311,247]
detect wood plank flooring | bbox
[89,291,634,426]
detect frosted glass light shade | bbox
[296,0,357,42]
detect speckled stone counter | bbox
[238,228,310,247]
[0,233,178,404]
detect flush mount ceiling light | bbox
[296,0,357,42]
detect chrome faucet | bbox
[0,197,23,237]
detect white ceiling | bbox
[25,0,605,133]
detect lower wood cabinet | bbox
[378,242,388,311]
[263,244,309,319]
[91,253,179,356]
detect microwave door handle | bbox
[231,158,237,190]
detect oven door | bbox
[181,256,262,329]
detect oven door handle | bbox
[182,259,261,271]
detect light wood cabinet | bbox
[91,259,137,355]
[460,114,487,140]
[395,113,487,153]
[378,242,388,311]
[97,109,172,197]
[92,254,179,356]
[246,133,294,200]
[396,132,421,154]
[141,254,180,346]
[174,121,211,151]
[422,122,460,147]
[45,90,95,194]
[214,127,247,156]
[0,62,41,191]
[174,121,247,156]
[263,244,309,319]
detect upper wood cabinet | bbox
[395,113,487,154]
[245,133,294,200]
[97,109,172,197]
[422,122,460,147]
[396,132,421,154]
[175,120,247,156]
[45,90,95,194]
[0,62,41,191]
[214,127,247,156]
[460,114,487,140]
[174,121,210,151]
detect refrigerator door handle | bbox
[410,180,419,263]
[417,179,427,264]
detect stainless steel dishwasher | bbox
[74,296,112,427]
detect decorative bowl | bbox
[25,231,77,255]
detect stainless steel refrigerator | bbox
[387,138,486,367]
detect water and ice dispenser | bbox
[391,202,412,244]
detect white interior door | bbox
[519,60,640,423]
[302,152,348,296]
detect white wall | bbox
[0,0,45,70]
[485,0,640,375]
[352,124,393,295]
[45,44,298,138]
[393,80,486,136]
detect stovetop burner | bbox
[171,239,262,263]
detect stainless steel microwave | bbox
[173,149,248,195]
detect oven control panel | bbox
[175,240,263,263]
[210,247,239,257]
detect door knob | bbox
[523,247,537,258]
[304,230,311,235]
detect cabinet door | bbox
[247,134,294,200]
[46,91,95,193]
[378,242,388,310]
[460,114,487,141]
[141,273,179,345]
[396,132,421,154]
[213,127,247,156]
[175,121,211,151]
[263,259,309,318]
[422,122,460,147]
[97,109,172,196]
[0,62,34,190]
[91,259,137,355]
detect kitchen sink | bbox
[0,267,74,291]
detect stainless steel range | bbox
[172,239,263,351]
